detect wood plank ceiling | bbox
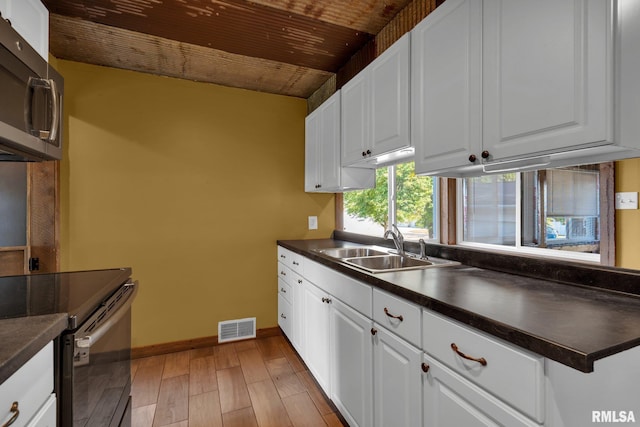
[43,0,415,98]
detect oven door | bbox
[59,281,138,427]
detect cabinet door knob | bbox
[2,401,19,427]
[481,150,490,159]
[371,327,377,336]
[451,343,487,366]
[366,149,372,155]
[421,363,430,373]
[362,151,367,157]
[468,154,477,163]
[384,307,404,322]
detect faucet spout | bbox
[384,224,405,256]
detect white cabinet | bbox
[412,0,628,177]
[342,33,411,168]
[330,298,373,427]
[0,342,55,427]
[372,324,422,427]
[305,91,374,193]
[411,0,482,175]
[0,0,49,60]
[302,280,332,395]
[422,309,545,423]
[422,355,540,427]
[276,247,304,354]
[482,0,610,162]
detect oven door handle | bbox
[76,281,138,349]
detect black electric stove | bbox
[0,268,131,327]
[0,268,137,427]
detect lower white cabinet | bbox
[277,292,292,339]
[372,324,422,427]
[330,298,373,427]
[423,355,539,427]
[302,280,332,395]
[0,342,55,427]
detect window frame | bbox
[454,162,615,265]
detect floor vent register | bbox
[218,317,257,343]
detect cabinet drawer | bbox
[305,259,372,317]
[278,277,292,303]
[422,310,544,422]
[423,355,540,427]
[278,294,292,339]
[0,342,53,427]
[373,288,421,347]
[277,246,303,274]
[277,263,293,285]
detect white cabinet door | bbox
[412,0,482,175]
[373,325,422,427]
[302,281,332,395]
[482,0,612,162]
[304,107,321,192]
[422,355,539,427]
[342,34,411,167]
[291,271,305,356]
[341,72,370,166]
[305,91,374,192]
[370,33,410,158]
[304,91,340,192]
[330,299,373,427]
[0,0,49,60]
[277,293,292,339]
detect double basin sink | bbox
[313,246,459,273]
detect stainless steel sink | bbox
[313,245,459,273]
[316,247,389,259]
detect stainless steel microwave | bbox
[0,15,63,161]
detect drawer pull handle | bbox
[421,362,430,373]
[293,261,299,266]
[280,271,286,276]
[3,402,19,427]
[451,343,487,366]
[322,297,332,304]
[280,287,286,293]
[280,254,286,259]
[280,313,287,319]
[297,279,303,284]
[384,307,404,322]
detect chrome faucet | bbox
[384,224,405,256]
[418,238,428,260]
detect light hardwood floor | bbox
[131,334,346,427]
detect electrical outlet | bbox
[308,216,318,230]
[615,192,638,210]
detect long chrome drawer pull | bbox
[451,343,487,366]
[2,402,19,427]
[384,307,404,322]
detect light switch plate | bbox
[615,192,638,210]
[308,216,318,230]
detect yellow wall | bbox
[615,158,640,270]
[57,60,335,348]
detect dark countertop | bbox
[0,314,68,385]
[278,237,640,373]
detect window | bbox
[459,164,603,262]
[343,162,438,241]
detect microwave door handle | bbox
[23,78,59,143]
[46,78,59,143]
[76,282,138,349]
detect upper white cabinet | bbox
[305,91,375,193]
[411,0,482,174]
[342,33,412,168]
[413,0,640,177]
[0,0,49,60]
